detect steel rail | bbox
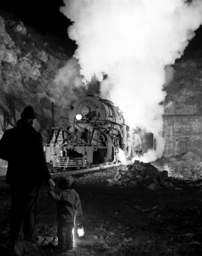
[50,163,123,179]
[0,163,123,187]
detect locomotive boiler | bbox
[45,95,154,169]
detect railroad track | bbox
[50,163,123,179]
[0,163,123,188]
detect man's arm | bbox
[75,193,83,217]
[48,179,55,190]
[36,132,55,188]
[75,193,84,225]
[48,190,61,201]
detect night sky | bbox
[0,0,202,57]
[0,0,77,54]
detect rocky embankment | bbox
[108,161,175,189]
[0,10,85,138]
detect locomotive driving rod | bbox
[50,163,123,179]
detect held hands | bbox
[48,179,55,190]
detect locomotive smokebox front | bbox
[69,96,125,125]
[46,96,155,169]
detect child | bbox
[48,175,83,253]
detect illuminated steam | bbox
[60,0,202,161]
[53,58,84,107]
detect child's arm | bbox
[75,193,83,222]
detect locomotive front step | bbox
[67,157,83,167]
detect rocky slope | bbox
[0,10,85,138]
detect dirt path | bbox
[0,174,202,255]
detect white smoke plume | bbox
[60,0,202,161]
[53,58,84,106]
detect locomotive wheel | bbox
[104,134,114,162]
[93,133,114,164]
[93,148,107,164]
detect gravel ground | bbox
[0,170,202,255]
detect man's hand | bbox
[48,179,55,190]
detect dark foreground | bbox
[0,172,202,256]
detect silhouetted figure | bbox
[48,175,83,253]
[0,105,55,243]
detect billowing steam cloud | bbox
[53,58,83,105]
[60,0,202,161]
[52,58,85,117]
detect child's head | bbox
[58,175,74,190]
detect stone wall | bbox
[163,115,202,158]
[163,55,202,160]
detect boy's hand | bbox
[77,216,84,225]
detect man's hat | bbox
[21,106,36,120]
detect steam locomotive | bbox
[45,96,154,169]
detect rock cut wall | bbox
[0,11,84,138]
[163,57,202,159]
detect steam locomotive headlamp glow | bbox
[76,114,82,120]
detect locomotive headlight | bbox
[76,114,82,120]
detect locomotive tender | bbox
[45,95,154,169]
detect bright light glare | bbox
[77,226,85,237]
[72,228,76,247]
[76,114,82,120]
